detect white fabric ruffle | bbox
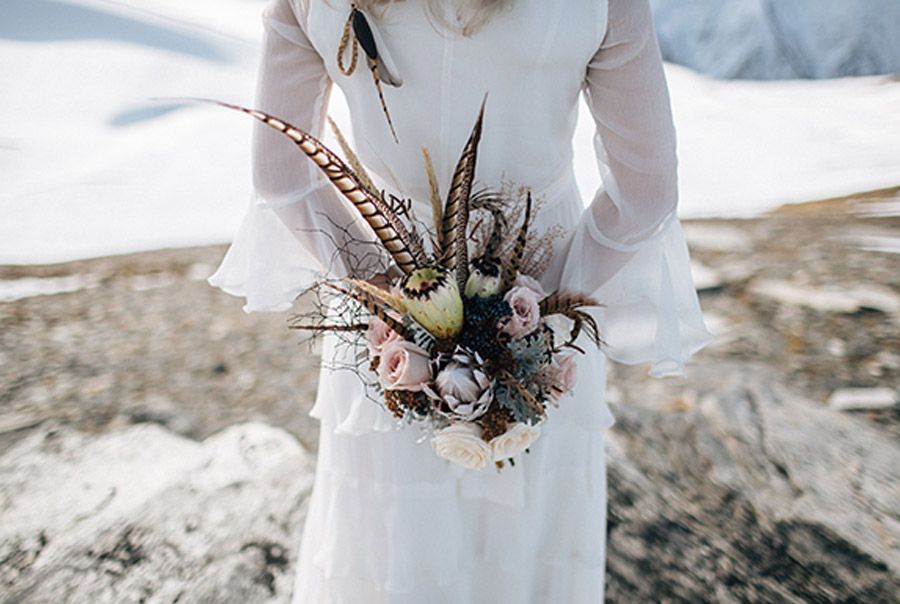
[292,378,609,603]
[561,203,713,378]
[208,194,324,313]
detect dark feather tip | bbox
[351,8,378,60]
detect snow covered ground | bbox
[2,0,899,264]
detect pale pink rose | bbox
[366,316,401,357]
[500,285,542,339]
[540,353,579,406]
[376,340,432,391]
[513,273,547,299]
[555,353,578,395]
[423,349,492,420]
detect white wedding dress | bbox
[208,0,711,601]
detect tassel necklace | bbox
[337,3,403,143]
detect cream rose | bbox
[431,422,493,470]
[376,340,431,391]
[366,316,401,357]
[500,285,542,339]
[489,421,543,461]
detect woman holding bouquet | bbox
[209,0,711,601]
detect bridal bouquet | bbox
[214,97,602,470]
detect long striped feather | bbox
[210,100,424,274]
[441,94,488,288]
[324,282,408,337]
[502,191,532,289]
[367,59,400,144]
[351,7,400,143]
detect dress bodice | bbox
[304,0,606,202]
[209,0,712,379]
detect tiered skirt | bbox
[290,330,615,604]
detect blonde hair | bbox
[343,0,513,37]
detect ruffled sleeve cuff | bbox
[207,194,324,313]
[561,213,713,378]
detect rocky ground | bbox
[1,187,898,602]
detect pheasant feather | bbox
[539,291,603,350]
[288,322,369,332]
[350,7,400,143]
[502,191,532,289]
[441,94,488,287]
[325,282,408,337]
[211,100,425,274]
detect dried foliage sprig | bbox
[421,146,444,254]
[327,116,378,196]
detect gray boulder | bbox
[606,363,900,602]
[0,422,314,603]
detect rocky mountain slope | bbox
[651,0,900,79]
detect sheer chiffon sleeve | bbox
[559,0,712,377]
[208,0,384,312]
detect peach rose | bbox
[376,340,431,391]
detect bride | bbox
[209,0,711,601]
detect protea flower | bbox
[464,256,502,298]
[400,266,464,339]
[423,348,493,421]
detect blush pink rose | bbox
[555,353,578,394]
[366,316,401,357]
[553,354,578,403]
[376,340,432,391]
[501,285,542,339]
[542,353,579,406]
[513,273,547,299]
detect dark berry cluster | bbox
[458,294,512,359]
